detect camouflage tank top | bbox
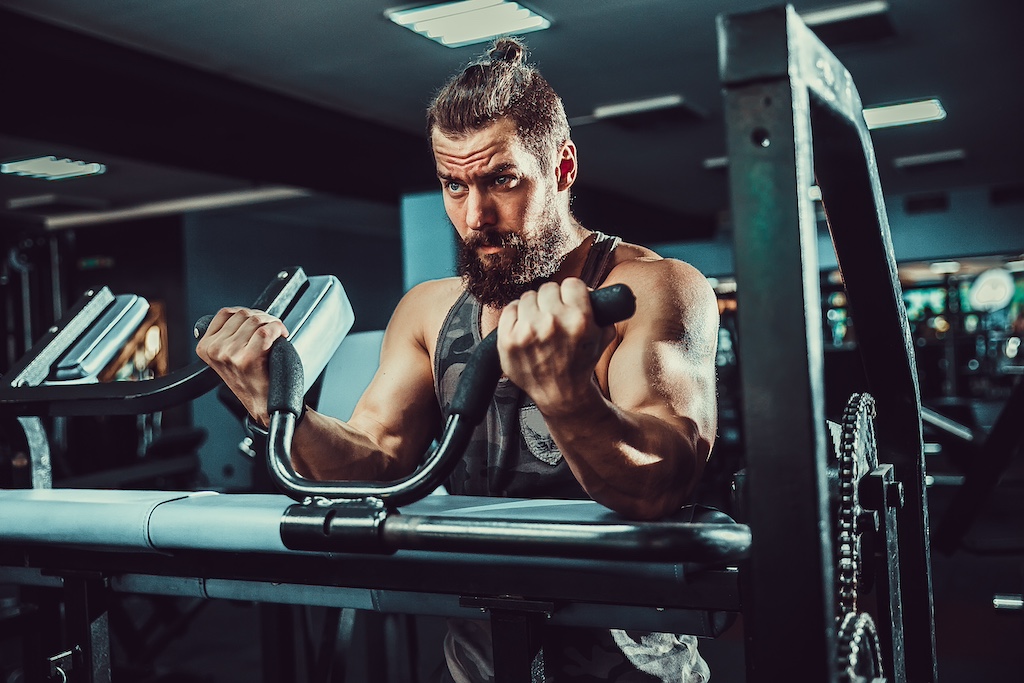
[433,232,710,682]
[434,231,620,498]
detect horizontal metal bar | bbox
[921,407,975,443]
[0,567,735,635]
[380,517,751,564]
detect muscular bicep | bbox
[605,263,719,446]
[344,326,441,477]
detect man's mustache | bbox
[463,231,524,250]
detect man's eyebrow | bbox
[436,162,517,182]
[487,162,516,176]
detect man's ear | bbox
[555,141,577,191]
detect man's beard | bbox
[456,211,568,308]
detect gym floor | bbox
[96,478,1021,683]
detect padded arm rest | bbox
[0,490,747,569]
[0,489,217,550]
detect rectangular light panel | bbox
[592,95,684,120]
[801,1,889,27]
[1,155,106,180]
[863,98,946,129]
[386,0,550,48]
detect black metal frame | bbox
[719,5,936,682]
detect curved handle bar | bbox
[265,284,636,505]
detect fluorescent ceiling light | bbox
[592,94,684,120]
[386,1,550,48]
[863,98,946,129]
[1,156,106,180]
[893,149,965,169]
[801,1,889,27]
[43,187,311,230]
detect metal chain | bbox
[836,393,878,617]
[836,611,884,683]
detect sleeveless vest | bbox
[433,232,710,683]
[434,231,620,498]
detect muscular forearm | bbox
[540,383,710,520]
[289,409,406,482]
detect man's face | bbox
[431,118,570,308]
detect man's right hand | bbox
[195,307,289,427]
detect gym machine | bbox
[0,266,748,683]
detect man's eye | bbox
[446,181,463,193]
[494,175,514,187]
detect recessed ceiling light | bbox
[592,95,685,120]
[863,98,946,129]
[1,156,106,180]
[801,1,889,27]
[386,1,551,48]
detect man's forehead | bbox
[431,119,529,171]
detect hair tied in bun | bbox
[488,37,525,65]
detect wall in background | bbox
[402,191,456,291]
[655,186,1024,277]
[401,186,1023,284]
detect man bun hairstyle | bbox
[427,37,570,168]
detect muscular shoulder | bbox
[602,248,719,347]
[605,245,714,306]
[390,277,465,354]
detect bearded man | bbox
[198,37,719,683]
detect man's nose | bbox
[465,188,496,231]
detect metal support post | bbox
[719,7,836,682]
[63,575,111,683]
[461,596,553,683]
[719,4,937,681]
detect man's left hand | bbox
[497,278,616,416]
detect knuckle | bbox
[253,325,279,341]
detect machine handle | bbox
[193,314,214,339]
[262,284,635,505]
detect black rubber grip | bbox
[449,284,635,425]
[193,314,215,340]
[267,337,305,419]
[588,283,636,327]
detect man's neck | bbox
[550,220,593,283]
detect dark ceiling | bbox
[1,0,1022,245]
